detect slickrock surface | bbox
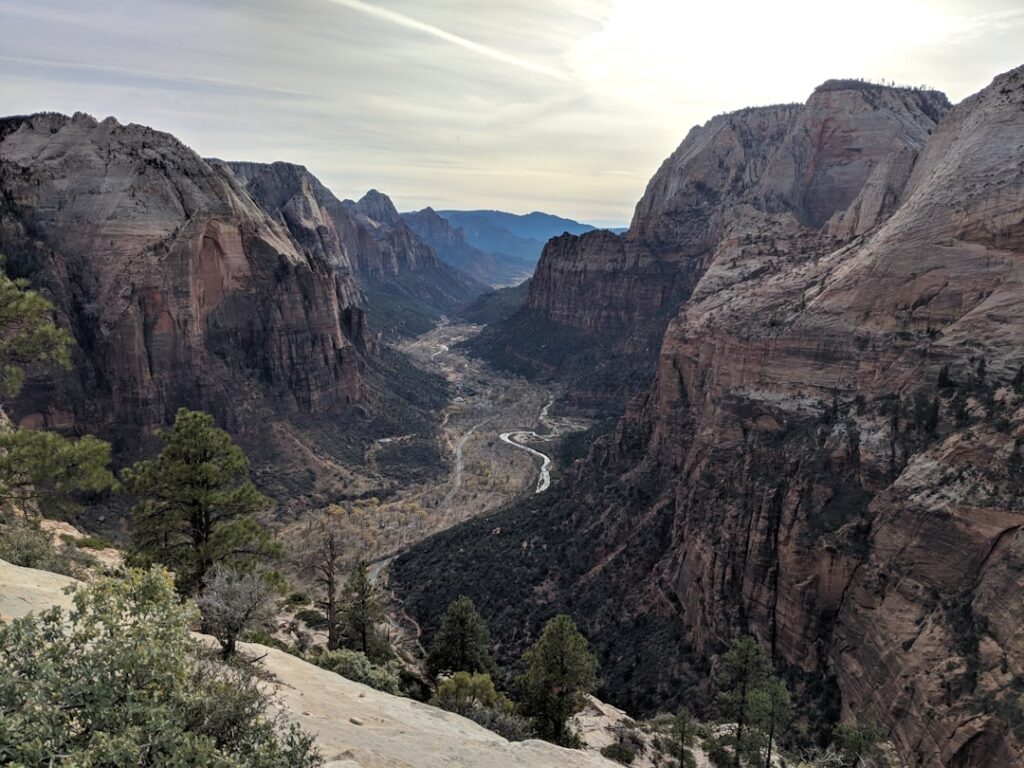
[395,68,1024,767]
[0,561,615,768]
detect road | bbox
[442,418,491,508]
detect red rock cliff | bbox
[0,113,367,464]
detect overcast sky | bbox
[1,1,1022,225]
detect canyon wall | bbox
[0,114,445,502]
[228,162,486,337]
[468,82,949,413]
[395,68,1024,767]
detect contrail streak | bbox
[324,0,568,81]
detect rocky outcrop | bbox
[227,163,485,337]
[470,82,950,413]
[395,68,1023,768]
[0,114,365,442]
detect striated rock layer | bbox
[469,81,950,413]
[395,68,1024,768]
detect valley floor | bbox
[278,322,590,579]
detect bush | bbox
[75,534,114,550]
[243,629,302,656]
[0,567,321,766]
[196,566,277,658]
[434,672,512,714]
[461,705,535,742]
[296,607,329,629]
[314,648,401,694]
[706,738,733,768]
[601,742,636,764]
[0,516,91,575]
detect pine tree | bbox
[669,707,699,768]
[518,614,598,745]
[751,676,793,768]
[122,408,277,595]
[937,364,953,389]
[0,429,114,512]
[341,561,385,659]
[427,596,498,678]
[0,255,114,515]
[0,255,71,400]
[715,636,772,768]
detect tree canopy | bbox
[518,614,598,745]
[427,595,498,678]
[123,408,277,595]
[0,257,71,399]
[340,561,386,660]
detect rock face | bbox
[395,68,1024,768]
[0,114,449,503]
[227,164,487,335]
[470,82,949,413]
[0,113,365,446]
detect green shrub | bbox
[706,738,732,768]
[462,705,535,741]
[0,567,321,766]
[314,648,401,694]
[295,607,329,629]
[434,671,512,714]
[243,629,303,656]
[285,591,311,607]
[601,742,636,764]
[0,516,91,575]
[75,534,114,550]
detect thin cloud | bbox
[323,0,569,81]
[0,55,311,99]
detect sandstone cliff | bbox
[227,163,487,337]
[395,68,1024,768]
[0,114,445,503]
[468,82,950,413]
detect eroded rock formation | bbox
[469,80,950,413]
[395,68,1024,767]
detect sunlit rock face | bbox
[0,112,367,453]
[476,79,949,413]
[395,67,1024,767]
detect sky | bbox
[1,1,1022,226]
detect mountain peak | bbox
[357,189,401,225]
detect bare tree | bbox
[307,512,346,650]
[197,566,276,658]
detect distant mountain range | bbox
[402,208,625,287]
